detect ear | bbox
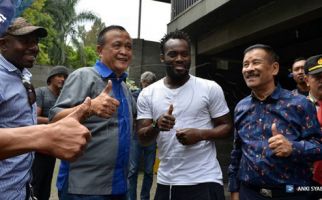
[160,54,164,63]
[272,62,279,76]
[96,45,102,58]
[0,38,8,51]
[305,75,310,87]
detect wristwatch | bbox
[152,119,160,131]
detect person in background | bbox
[304,54,322,200]
[31,65,69,200]
[291,57,309,96]
[50,25,136,200]
[128,71,157,200]
[0,17,90,200]
[137,30,232,200]
[228,44,322,200]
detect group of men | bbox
[1,6,322,200]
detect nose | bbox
[299,68,304,74]
[28,42,39,52]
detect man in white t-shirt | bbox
[136,30,233,200]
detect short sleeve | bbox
[136,88,153,120]
[35,87,44,108]
[208,82,230,118]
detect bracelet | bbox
[151,118,160,131]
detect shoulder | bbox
[191,75,222,90]
[35,86,47,95]
[70,67,97,76]
[235,95,252,111]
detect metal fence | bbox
[171,0,202,19]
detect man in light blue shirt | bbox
[0,17,47,199]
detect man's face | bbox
[161,38,191,80]
[50,74,67,89]
[242,48,279,91]
[97,30,132,76]
[0,32,40,69]
[307,73,322,100]
[292,60,306,84]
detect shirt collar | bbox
[251,84,281,102]
[308,92,319,105]
[94,60,128,81]
[0,54,32,80]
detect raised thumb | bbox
[167,104,173,115]
[68,97,91,122]
[102,80,113,94]
[271,123,279,136]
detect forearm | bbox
[291,139,322,161]
[198,124,232,140]
[138,124,159,146]
[228,130,243,192]
[0,125,46,160]
[51,107,77,122]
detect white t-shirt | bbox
[137,75,229,185]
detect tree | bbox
[44,0,98,66]
[22,0,54,65]
[84,18,106,47]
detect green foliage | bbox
[22,0,101,67]
[126,79,139,91]
[22,0,54,65]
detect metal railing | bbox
[171,0,202,19]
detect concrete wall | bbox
[29,65,72,88]
[129,39,166,87]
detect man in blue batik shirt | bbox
[228,44,322,200]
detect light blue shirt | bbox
[0,54,36,199]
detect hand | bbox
[268,123,292,157]
[90,80,120,118]
[41,97,92,161]
[176,128,202,145]
[230,192,239,200]
[157,104,175,131]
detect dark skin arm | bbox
[137,103,232,145]
[137,105,175,145]
[176,113,232,145]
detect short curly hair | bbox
[160,30,191,55]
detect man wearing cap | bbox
[305,55,322,199]
[291,57,309,96]
[0,16,49,199]
[31,65,69,200]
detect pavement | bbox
[50,160,230,200]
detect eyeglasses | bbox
[22,79,36,106]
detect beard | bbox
[165,63,190,81]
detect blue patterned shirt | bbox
[228,85,322,192]
[0,54,37,199]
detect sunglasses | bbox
[22,79,36,106]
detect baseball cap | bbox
[5,17,47,37]
[305,54,322,75]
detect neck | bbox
[48,84,60,96]
[164,74,190,89]
[252,84,276,101]
[297,82,309,93]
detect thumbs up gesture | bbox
[157,104,175,131]
[90,80,120,118]
[45,97,92,161]
[268,123,293,157]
